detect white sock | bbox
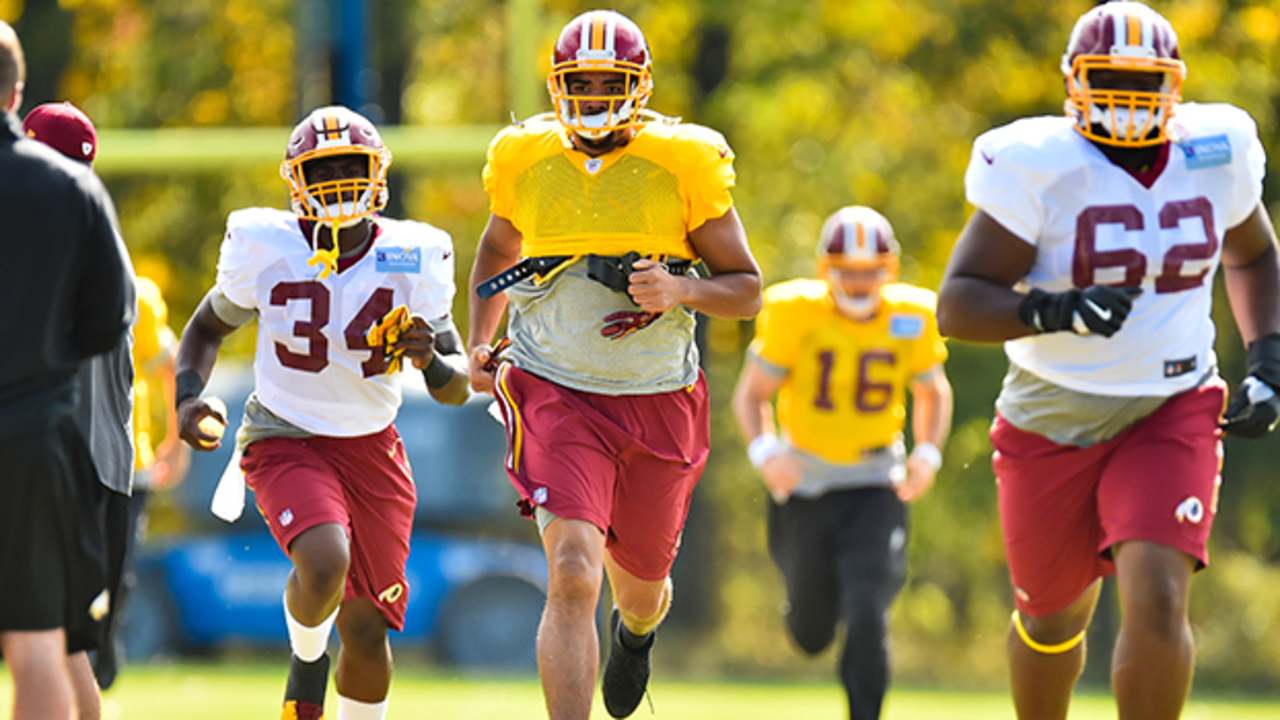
[337,695,388,720]
[284,591,338,663]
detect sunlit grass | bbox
[2,661,1277,719]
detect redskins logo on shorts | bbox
[378,582,405,605]
[1174,496,1205,525]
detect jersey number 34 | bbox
[270,281,395,378]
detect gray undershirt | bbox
[785,441,905,499]
[995,362,1213,447]
[505,259,700,395]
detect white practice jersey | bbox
[966,103,1265,396]
[216,208,456,435]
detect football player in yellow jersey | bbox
[92,275,188,688]
[732,207,952,720]
[466,9,761,719]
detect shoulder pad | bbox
[1170,102,1258,144]
[764,278,831,310]
[226,207,295,236]
[973,116,1083,174]
[881,282,938,313]
[643,120,731,157]
[377,216,453,252]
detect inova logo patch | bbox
[376,247,421,273]
[1179,134,1232,170]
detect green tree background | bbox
[6,0,1280,688]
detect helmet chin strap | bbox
[307,220,341,280]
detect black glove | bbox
[1018,285,1142,337]
[1222,333,1280,439]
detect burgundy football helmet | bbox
[1061,2,1185,148]
[280,105,391,228]
[817,206,900,275]
[818,206,900,318]
[279,106,391,277]
[547,10,653,139]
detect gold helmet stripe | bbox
[322,114,342,140]
[591,16,605,51]
[1127,14,1143,47]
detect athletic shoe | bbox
[602,608,655,718]
[282,653,329,719]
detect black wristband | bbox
[175,369,206,410]
[422,353,456,390]
[1246,332,1280,390]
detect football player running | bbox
[467,10,761,719]
[174,106,469,720]
[937,3,1280,719]
[733,207,952,720]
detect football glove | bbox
[1018,285,1141,338]
[366,304,414,374]
[1222,333,1280,439]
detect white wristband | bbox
[911,442,943,472]
[747,434,785,468]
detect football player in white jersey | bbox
[174,106,469,720]
[938,3,1280,719]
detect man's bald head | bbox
[0,21,24,113]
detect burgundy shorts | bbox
[991,381,1226,617]
[492,364,710,581]
[241,425,416,631]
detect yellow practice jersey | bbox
[482,112,735,260]
[132,276,174,470]
[751,279,948,464]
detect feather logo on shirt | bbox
[1179,134,1232,170]
[375,247,421,273]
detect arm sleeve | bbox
[214,217,260,311]
[73,173,136,358]
[1226,111,1267,229]
[482,129,517,221]
[411,235,458,322]
[748,293,798,377]
[683,127,736,232]
[964,133,1043,246]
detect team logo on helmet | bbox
[1061,1,1185,148]
[547,10,654,139]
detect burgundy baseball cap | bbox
[23,102,97,165]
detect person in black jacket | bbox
[0,21,135,720]
[24,100,138,719]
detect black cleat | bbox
[602,608,655,718]
[283,653,330,719]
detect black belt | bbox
[476,256,572,299]
[477,253,693,300]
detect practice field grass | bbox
[3,662,1278,719]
